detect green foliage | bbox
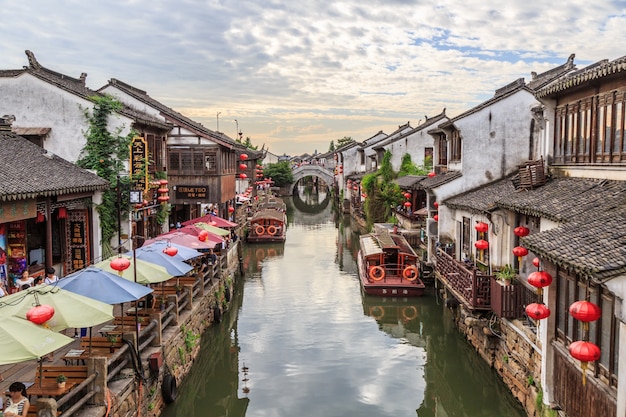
[328,140,335,152]
[238,136,258,150]
[181,325,200,352]
[362,150,404,226]
[77,95,133,257]
[496,264,516,282]
[398,153,431,177]
[336,136,354,149]
[502,354,509,363]
[262,161,294,186]
[156,203,171,226]
[178,346,186,365]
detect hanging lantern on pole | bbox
[404,192,411,199]
[569,300,601,323]
[514,226,530,237]
[433,214,439,222]
[525,303,550,321]
[532,257,540,268]
[27,303,55,325]
[569,341,601,386]
[475,222,489,234]
[239,163,247,170]
[527,271,553,294]
[474,239,489,251]
[36,211,45,223]
[403,201,411,208]
[239,153,248,161]
[239,173,248,179]
[110,256,131,276]
[512,246,528,263]
[57,207,68,219]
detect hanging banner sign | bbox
[130,136,148,194]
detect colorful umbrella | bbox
[0,316,74,365]
[0,285,113,332]
[194,222,231,237]
[145,231,220,250]
[94,255,173,285]
[137,241,203,261]
[126,246,194,277]
[182,213,237,228]
[55,266,153,304]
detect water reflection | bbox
[162,195,526,417]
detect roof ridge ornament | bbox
[25,50,41,69]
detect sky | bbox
[2,1,625,156]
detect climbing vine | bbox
[362,150,403,227]
[77,95,133,257]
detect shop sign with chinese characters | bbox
[0,200,36,223]
[176,186,208,200]
[130,136,148,194]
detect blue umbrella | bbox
[56,266,153,304]
[139,241,203,261]
[125,246,194,277]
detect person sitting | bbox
[208,249,218,265]
[44,266,59,285]
[14,271,34,291]
[4,381,30,417]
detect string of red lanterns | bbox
[568,299,602,386]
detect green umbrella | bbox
[0,285,113,332]
[0,316,74,365]
[94,254,173,284]
[194,222,231,237]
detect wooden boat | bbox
[357,228,425,297]
[246,197,287,243]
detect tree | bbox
[362,150,403,226]
[336,136,354,149]
[398,153,430,176]
[328,140,335,152]
[262,161,294,187]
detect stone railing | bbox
[435,248,492,310]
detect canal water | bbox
[162,191,527,417]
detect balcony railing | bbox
[435,248,492,310]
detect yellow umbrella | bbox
[194,222,231,237]
[94,254,173,285]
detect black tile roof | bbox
[418,171,462,190]
[443,175,626,281]
[394,175,426,188]
[0,51,171,131]
[104,78,243,150]
[0,131,109,201]
[536,55,626,98]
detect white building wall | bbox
[386,129,435,172]
[0,73,132,164]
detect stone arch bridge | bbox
[289,165,335,195]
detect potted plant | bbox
[107,335,119,352]
[56,374,67,389]
[496,264,516,285]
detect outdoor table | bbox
[62,349,86,365]
[27,381,76,398]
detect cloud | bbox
[1,0,624,155]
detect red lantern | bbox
[110,256,131,275]
[157,187,169,194]
[512,246,528,263]
[57,207,68,219]
[239,163,248,170]
[532,257,540,268]
[475,222,489,233]
[404,201,411,207]
[404,192,411,199]
[353,186,358,191]
[239,173,248,179]
[239,153,248,161]
[569,300,601,322]
[433,201,439,209]
[256,164,262,169]
[26,304,55,325]
[159,179,168,186]
[527,271,553,289]
[157,195,170,203]
[433,214,439,222]
[163,246,178,257]
[428,172,436,177]
[475,239,489,250]
[514,226,530,237]
[198,230,209,242]
[228,206,235,213]
[569,341,601,385]
[36,211,45,223]
[361,193,367,198]
[525,303,550,320]
[134,203,143,209]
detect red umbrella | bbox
[181,214,237,228]
[144,231,221,250]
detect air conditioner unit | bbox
[427,219,438,237]
[428,197,438,211]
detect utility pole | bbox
[234,119,239,140]
[216,112,221,133]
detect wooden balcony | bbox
[490,277,538,319]
[435,248,492,310]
